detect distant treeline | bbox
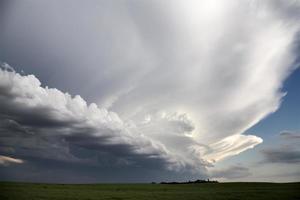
[157,179,218,184]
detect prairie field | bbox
[0,182,299,200]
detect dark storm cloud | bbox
[0,154,203,183]
[0,115,175,171]
[0,119,33,136]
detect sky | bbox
[0,0,299,183]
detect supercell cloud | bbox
[0,0,299,182]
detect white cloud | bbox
[200,134,263,163]
[109,0,298,163]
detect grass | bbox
[0,182,299,200]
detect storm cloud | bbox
[0,67,191,171]
[0,0,300,182]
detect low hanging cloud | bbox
[0,155,24,166]
[0,0,300,181]
[260,130,300,164]
[261,149,300,164]
[279,130,300,139]
[210,165,251,180]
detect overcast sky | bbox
[0,0,300,183]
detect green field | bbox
[0,182,299,200]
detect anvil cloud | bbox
[0,0,299,182]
